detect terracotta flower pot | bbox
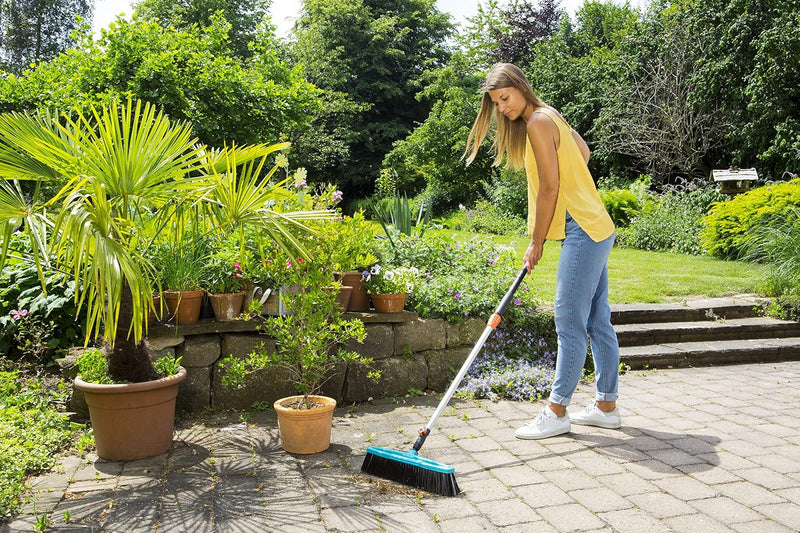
[163,290,204,325]
[75,367,187,461]
[337,285,353,311]
[370,293,408,313]
[273,395,337,454]
[146,294,163,326]
[324,285,353,312]
[339,271,370,311]
[208,291,245,321]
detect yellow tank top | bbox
[524,107,614,242]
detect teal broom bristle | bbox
[361,446,460,496]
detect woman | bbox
[464,63,621,439]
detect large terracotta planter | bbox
[370,293,408,313]
[208,291,245,321]
[163,290,204,325]
[273,395,336,454]
[339,271,370,311]
[75,367,187,461]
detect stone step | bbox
[619,337,800,369]
[611,296,764,325]
[614,317,800,347]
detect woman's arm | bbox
[571,129,590,165]
[523,113,560,272]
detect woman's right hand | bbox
[523,239,543,273]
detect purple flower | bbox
[454,293,462,300]
[513,299,521,306]
[11,309,28,320]
[333,190,343,201]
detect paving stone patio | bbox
[4,361,800,532]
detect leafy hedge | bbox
[701,179,800,259]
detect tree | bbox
[743,9,800,174]
[593,9,728,184]
[0,0,93,74]
[132,0,271,59]
[0,15,321,149]
[523,1,642,181]
[382,54,495,213]
[683,0,800,178]
[490,0,564,67]
[290,0,453,199]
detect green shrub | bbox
[447,200,527,236]
[701,179,800,259]
[600,188,640,227]
[0,264,85,363]
[618,180,724,255]
[483,168,528,218]
[617,193,704,254]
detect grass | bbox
[442,229,768,304]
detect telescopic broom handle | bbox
[412,266,529,452]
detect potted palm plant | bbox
[0,100,335,460]
[220,256,379,454]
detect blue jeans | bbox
[549,213,619,406]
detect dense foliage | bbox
[375,231,538,322]
[741,206,800,296]
[133,0,271,59]
[0,16,320,148]
[290,0,453,201]
[0,265,85,363]
[617,179,725,255]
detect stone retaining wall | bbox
[144,312,487,413]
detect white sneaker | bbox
[570,401,622,429]
[515,406,571,440]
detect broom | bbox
[361,266,529,496]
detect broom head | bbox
[361,446,460,496]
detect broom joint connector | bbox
[413,427,431,451]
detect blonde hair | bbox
[464,63,546,170]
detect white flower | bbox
[370,264,382,275]
[384,270,396,281]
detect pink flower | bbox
[333,190,343,201]
[11,309,28,320]
[234,261,242,271]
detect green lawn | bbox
[442,230,767,304]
